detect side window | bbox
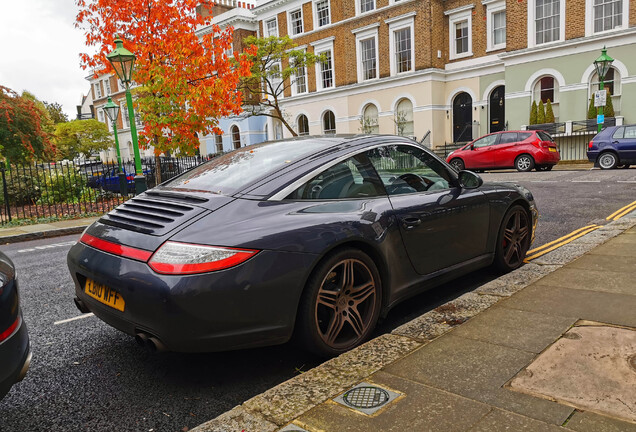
[366,145,453,196]
[623,126,636,139]
[473,134,498,148]
[286,154,384,200]
[519,132,533,141]
[498,132,518,144]
[537,131,553,141]
[612,127,625,139]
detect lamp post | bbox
[593,47,614,133]
[102,96,127,196]
[106,35,147,194]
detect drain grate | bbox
[342,386,390,409]
[333,382,401,415]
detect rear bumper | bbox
[0,315,31,400]
[534,149,560,165]
[67,242,318,353]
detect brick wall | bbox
[566,0,585,40]
[506,0,527,51]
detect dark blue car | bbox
[588,124,636,169]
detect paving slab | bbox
[534,267,636,295]
[295,370,492,432]
[499,284,636,328]
[566,253,636,273]
[509,325,636,423]
[450,305,576,353]
[382,334,573,424]
[469,407,564,432]
[190,406,277,432]
[589,236,636,257]
[564,411,636,432]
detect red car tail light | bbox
[531,139,542,148]
[0,316,20,343]
[148,242,260,275]
[80,233,153,262]
[589,141,594,149]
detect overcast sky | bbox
[0,0,92,120]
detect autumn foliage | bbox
[75,0,255,155]
[0,86,55,163]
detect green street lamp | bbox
[103,96,127,196]
[593,46,614,133]
[106,35,146,194]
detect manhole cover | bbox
[343,386,390,409]
[333,382,401,415]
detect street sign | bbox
[594,90,607,107]
[597,114,605,124]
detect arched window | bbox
[231,125,241,149]
[298,114,309,136]
[532,76,559,103]
[362,104,379,134]
[590,67,620,114]
[215,134,223,153]
[395,98,414,137]
[323,110,336,135]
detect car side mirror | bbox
[458,170,483,189]
[470,144,475,150]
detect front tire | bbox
[450,158,465,172]
[598,152,618,169]
[296,248,382,357]
[494,205,531,272]
[515,154,535,172]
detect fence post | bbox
[1,167,11,222]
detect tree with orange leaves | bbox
[0,86,55,163]
[75,0,255,157]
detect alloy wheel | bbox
[501,208,530,269]
[598,152,617,170]
[450,159,464,172]
[314,258,378,350]
[515,155,534,172]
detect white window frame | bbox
[386,13,416,76]
[585,0,628,36]
[264,17,279,37]
[352,23,380,83]
[121,101,130,129]
[94,82,102,99]
[357,0,376,15]
[483,0,506,51]
[97,107,106,125]
[291,53,308,97]
[312,37,335,91]
[266,61,283,101]
[313,0,331,28]
[528,0,565,48]
[288,8,304,36]
[445,5,474,60]
[103,78,111,96]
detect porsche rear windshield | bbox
[163,140,332,195]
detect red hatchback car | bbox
[446,130,560,172]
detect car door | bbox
[466,134,499,169]
[367,144,490,276]
[613,125,636,162]
[490,132,519,168]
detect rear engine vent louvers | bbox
[100,196,206,235]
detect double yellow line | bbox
[525,224,600,262]
[606,199,636,222]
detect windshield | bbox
[162,139,332,195]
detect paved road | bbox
[1,167,633,431]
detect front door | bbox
[490,86,505,133]
[453,92,473,143]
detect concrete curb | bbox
[0,225,90,244]
[192,212,636,432]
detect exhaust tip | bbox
[135,332,149,347]
[147,336,167,353]
[73,297,91,314]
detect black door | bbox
[490,86,505,133]
[453,92,473,142]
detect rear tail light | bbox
[80,233,153,262]
[531,139,542,148]
[588,141,594,149]
[0,316,20,343]
[148,242,260,275]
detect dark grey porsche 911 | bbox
[67,135,537,357]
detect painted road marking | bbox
[607,199,636,221]
[525,225,600,262]
[54,313,94,325]
[17,241,76,254]
[571,180,601,183]
[617,181,636,183]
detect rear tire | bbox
[515,154,535,172]
[296,248,382,358]
[494,205,531,272]
[598,152,618,170]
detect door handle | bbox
[401,217,421,229]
